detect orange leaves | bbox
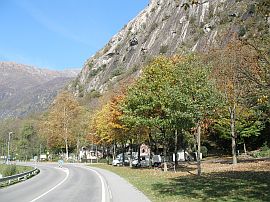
[91,93,127,145]
[40,91,81,149]
[86,133,101,145]
[109,94,125,129]
[208,39,260,106]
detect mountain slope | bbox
[0,62,79,118]
[72,0,268,96]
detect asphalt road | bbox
[0,163,150,202]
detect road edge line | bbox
[29,167,69,202]
[84,167,106,202]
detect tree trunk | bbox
[106,146,110,164]
[122,143,125,166]
[137,144,141,165]
[148,134,153,167]
[196,124,202,176]
[163,143,168,172]
[113,141,116,160]
[229,105,237,165]
[174,129,178,167]
[163,129,167,172]
[243,141,247,155]
[96,145,98,163]
[76,138,80,161]
[129,139,133,168]
[180,129,187,161]
[65,138,69,160]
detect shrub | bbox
[162,15,171,21]
[89,65,106,77]
[261,142,269,151]
[103,44,112,54]
[159,45,169,54]
[238,26,246,37]
[3,165,17,177]
[85,90,101,99]
[96,157,113,164]
[89,69,99,77]
[111,67,124,77]
[150,23,158,32]
[201,146,208,157]
[189,16,196,25]
[251,142,270,158]
[88,62,94,69]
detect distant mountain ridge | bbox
[0,62,80,118]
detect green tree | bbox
[122,56,184,171]
[213,107,264,154]
[122,55,221,173]
[18,123,38,160]
[173,55,221,175]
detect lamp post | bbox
[7,132,13,164]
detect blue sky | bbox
[0,0,148,70]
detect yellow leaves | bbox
[91,94,127,145]
[92,103,111,143]
[226,81,234,92]
[40,91,81,148]
[257,95,268,104]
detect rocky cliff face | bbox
[72,0,267,96]
[0,62,79,118]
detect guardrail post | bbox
[0,168,39,186]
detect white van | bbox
[132,155,162,167]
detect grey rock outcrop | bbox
[72,0,265,96]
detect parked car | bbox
[132,156,150,167]
[132,155,162,167]
[176,150,194,161]
[112,157,129,166]
[152,155,162,167]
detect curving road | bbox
[0,163,150,202]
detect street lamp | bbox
[7,132,13,164]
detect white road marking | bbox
[108,185,113,200]
[89,168,106,202]
[75,165,107,202]
[29,167,69,202]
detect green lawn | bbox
[90,161,270,202]
[0,164,33,177]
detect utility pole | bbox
[7,132,13,165]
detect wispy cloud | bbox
[13,0,93,47]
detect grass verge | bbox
[90,159,270,202]
[0,164,33,177]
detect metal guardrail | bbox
[0,168,39,186]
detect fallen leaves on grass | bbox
[90,159,270,202]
